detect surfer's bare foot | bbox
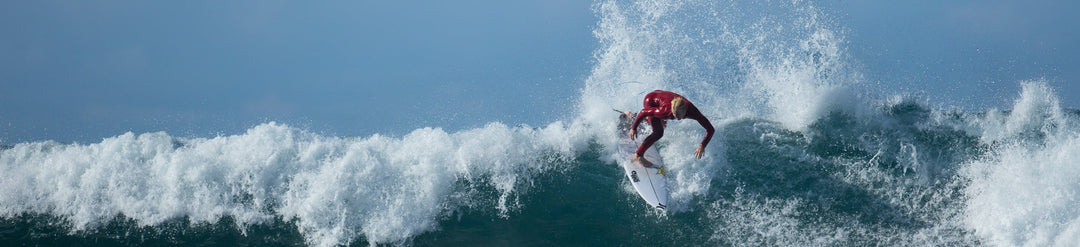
[632,154,654,167]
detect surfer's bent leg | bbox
[634,117,664,167]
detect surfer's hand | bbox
[629,128,637,140]
[694,146,705,159]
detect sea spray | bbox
[962,80,1080,246]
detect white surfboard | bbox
[615,112,669,210]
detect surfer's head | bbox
[671,97,687,119]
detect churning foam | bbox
[0,121,590,246]
[962,80,1080,246]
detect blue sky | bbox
[0,1,596,143]
[1,0,1077,144]
[840,0,1079,109]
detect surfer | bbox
[629,90,715,167]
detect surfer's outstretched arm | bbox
[687,106,714,159]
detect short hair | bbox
[672,97,687,119]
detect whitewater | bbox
[4,0,1080,246]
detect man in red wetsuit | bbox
[629,90,715,167]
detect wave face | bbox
[3,0,1079,246]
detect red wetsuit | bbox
[630,90,715,156]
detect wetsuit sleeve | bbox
[687,106,715,148]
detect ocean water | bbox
[4,0,1080,246]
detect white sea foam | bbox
[0,121,590,246]
[963,133,1080,246]
[975,80,1067,144]
[732,8,861,131]
[962,80,1080,247]
[708,191,838,246]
